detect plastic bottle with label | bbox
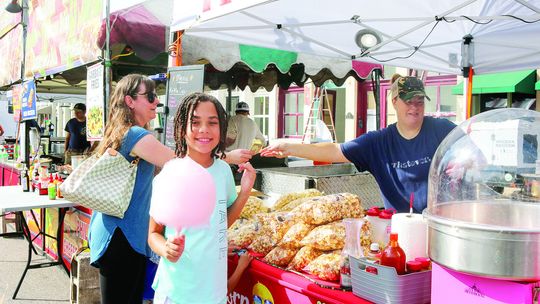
[370,208,395,245]
[365,242,382,275]
[378,209,394,243]
[21,166,30,192]
[380,232,406,275]
[366,207,382,242]
[31,167,39,192]
[38,166,49,195]
[0,145,8,160]
[47,174,56,200]
[366,243,381,263]
[55,174,63,198]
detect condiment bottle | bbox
[20,166,30,192]
[366,243,381,263]
[378,209,394,244]
[55,174,63,198]
[32,169,39,192]
[366,207,381,220]
[380,232,406,275]
[47,174,56,200]
[39,167,49,194]
[28,164,34,180]
[406,260,423,273]
[414,257,431,270]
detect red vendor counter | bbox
[227,256,372,304]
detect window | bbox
[439,85,458,114]
[283,91,304,138]
[253,96,270,137]
[424,77,458,122]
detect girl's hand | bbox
[238,162,256,193]
[237,251,253,271]
[164,234,185,263]
[228,245,241,256]
[225,149,254,165]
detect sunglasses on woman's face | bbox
[133,91,157,103]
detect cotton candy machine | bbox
[423,108,540,281]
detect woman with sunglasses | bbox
[88,74,254,303]
[260,74,456,213]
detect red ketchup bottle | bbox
[380,232,406,275]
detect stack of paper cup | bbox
[390,213,428,260]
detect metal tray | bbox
[255,163,381,208]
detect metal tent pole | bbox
[21,0,29,166]
[103,0,111,119]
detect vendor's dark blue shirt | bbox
[341,117,455,212]
[64,118,90,150]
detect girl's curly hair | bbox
[173,92,228,159]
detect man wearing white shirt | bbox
[226,102,266,152]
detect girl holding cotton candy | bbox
[148,93,256,304]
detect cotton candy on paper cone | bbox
[150,157,216,230]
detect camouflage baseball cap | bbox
[397,76,431,101]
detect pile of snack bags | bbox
[229,189,372,281]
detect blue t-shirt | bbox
[341,117,455,212]
[152,158,237,304]
[89,126,155,264]
[64,118,90,150]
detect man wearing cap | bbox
[64,103,90,164]
[260,75,456,213]
[226,102,266,152]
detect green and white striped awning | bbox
[182,35,382,92]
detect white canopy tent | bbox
[178,0,540,75]
[177,0,540,118]
[98,0,381,92]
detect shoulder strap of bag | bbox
[107,147,139,166]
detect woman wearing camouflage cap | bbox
[261,74,456,213]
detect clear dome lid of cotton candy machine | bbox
[424,108,540,281]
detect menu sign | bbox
[86,62,105,141]
[164,65,205,150]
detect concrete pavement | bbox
[0,229,70,304]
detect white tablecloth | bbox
[0,186,75,213]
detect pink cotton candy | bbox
[150,157,216,230]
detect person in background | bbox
[64,103,91,164]
[148,92,256,304]
[226,102,266,151]
[89,74,176,303]
[261,74,456,213]
[88,75,257,304]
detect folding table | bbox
[0,185,75,299]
